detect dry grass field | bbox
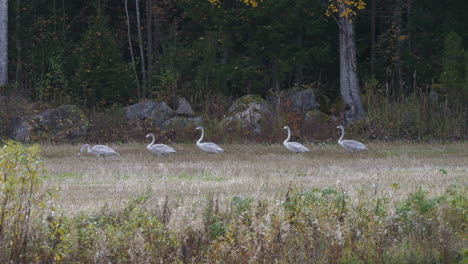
[41,141,467,230]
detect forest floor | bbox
[41,142,467,231]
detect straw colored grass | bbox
[41,142,467,230]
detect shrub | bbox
[0,141,53,263]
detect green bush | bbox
[0,141,53,263]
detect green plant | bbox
[0,141,54,263]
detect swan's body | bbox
[195,126,224,154]
[146,133,176,156]
[282,126,310,153]
[336,125,367,152]
[78,144,119,157]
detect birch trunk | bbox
[125,0,141,99]
[0,0,8,86]
[136,0,147,98]
[338,4,365,125]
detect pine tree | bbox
[74,14,132,108]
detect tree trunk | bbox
[146,0,153,91]
[392,1,403,93]
[125,0,141,99]
[0,0,8,86]
[15,0,22,90]
[136,0,147,98]
[338,4,365,125]
[295,29,304,86]
[370,0,376,73]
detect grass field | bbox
[1,141,466,263]
[42,142,467,230]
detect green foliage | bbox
[73,14,133,108]
[0,141,53,263]
[396,188,439,223]
[440,31,467,100]
[44,194,180,263]
[37,51,72,104]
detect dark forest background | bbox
[1,0,467,141]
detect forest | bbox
[0,0,467,141]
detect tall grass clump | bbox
[0,141,53,263]
[362,88,466,140]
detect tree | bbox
[73,14,132,108]
[327,0,366,125]
[0,0,7,86]
[440,31,467,100]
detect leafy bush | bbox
[0,141,53,263]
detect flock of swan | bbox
[78,125,367,158]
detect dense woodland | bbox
[0,0,467,140]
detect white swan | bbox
[146,133,176,156]
[336,125,367,152]
[78,144,119,157]
[282,126,310,153]
[195,126,224,153]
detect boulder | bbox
[268,88,319,114]
[226,94,271,134]
[124,101,158,120]
[161,116,203,130]
[10,105,88,142]
[305,110,331,123]
[148,102,176,126]
[175,97,195,117]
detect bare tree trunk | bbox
[295,29,304,86]
[125,0,141,99]
[146,0,153,92]
[392,1,403,92]
[136,0,147,98]
[0,0,8,86]
[370,0,376,74]
[338,4,365,125]
[272,58,280,92]
[407,0,412,54]
[15,0,22,90]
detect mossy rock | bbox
[305,110,331,123]
[161,116,203,130]
[228,94,268,114]
[227,94,271,134]
[147,102,176,126]
[10,105,89,142]
[267,88,319,114]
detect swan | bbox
[78,144,119,157]
[195,126,224,153]
[282,126,310,153]
[336,125,367,152]
[146,133,176,156]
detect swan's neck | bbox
[284,127,291,144]
[148,134,155,148]
[197,128,204,144]
[338,127,345,142]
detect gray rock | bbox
[161,116,203,130]
[268,88,319,114]
[125,101,158,120]
[305,110,331,123]
[176,97,195,117]
[148,101,176,126]
[10,105,88,142]
[226,94,271,134]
